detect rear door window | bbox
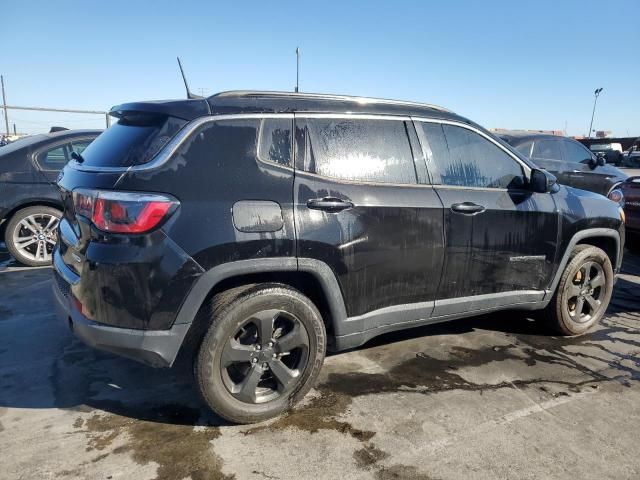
[299,118,416,184]
[78,114,186,168]
[532,139,563,161]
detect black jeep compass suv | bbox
[53,91,625,423]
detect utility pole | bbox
[295,47,300,93]
[1,75,9,136]
[588,87,603,138]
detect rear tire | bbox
[543,245,613,335]
[194,283,326,424]
[4,206,61,267]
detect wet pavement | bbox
[1,244,639,479]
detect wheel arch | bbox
[0,199,63,238]
[174,258,348,355]
[575,236,618,268]
[546,228,621,302]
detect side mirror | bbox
[584,157,598,169]
[588,152,606,168]
[530,168,557,193]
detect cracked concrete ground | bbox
[1,245,639,480]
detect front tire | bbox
[4,206,61,267]
[195,284,326,424]
[543,245,613,335]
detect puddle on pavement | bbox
[353,443,389,469]
[374,464,437,480]
[75,404,232,480]
[244,389,375,442]
[239,307,639,479]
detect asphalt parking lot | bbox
[1,245,639,480]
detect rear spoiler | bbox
[109,99,211,121]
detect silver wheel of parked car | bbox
[5,206,61,267]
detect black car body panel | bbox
[0,130,101,230]
[52,92,624,367]
[499,132,627,197]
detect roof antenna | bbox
[177,57,203,99]
[295,47,300,93]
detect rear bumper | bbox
[53,252,190,368]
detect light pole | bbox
[588,87,603,138]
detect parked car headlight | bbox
[607,188,624,206]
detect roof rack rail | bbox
[210,90,452,113]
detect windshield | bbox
[590,144,611,151]
[78,114,187,168]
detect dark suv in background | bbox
[498,132,627,205]
[53,92,624,423]
[0,129,100,266]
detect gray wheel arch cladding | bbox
[166,257,348,363]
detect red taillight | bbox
[72,189,177,234]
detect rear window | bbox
[78,114,187,168]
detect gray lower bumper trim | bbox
[53,280,189,368]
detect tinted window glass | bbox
[301,118,416,184]
[79,114,187,168]
[532,139,562,160]
[419,122,448,180]
[258,118,291,167]
[433,125,523,188]
[563,140,592,163]
[39,145,68,169]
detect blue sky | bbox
[2,0,639,136]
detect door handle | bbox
[307,197,354,212]
[451,202,485,214]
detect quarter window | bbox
[423,124,524,189]
[39,145,68,170]
[299,118,416,184]
[258,118,292,167]
[532,139,562,160]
